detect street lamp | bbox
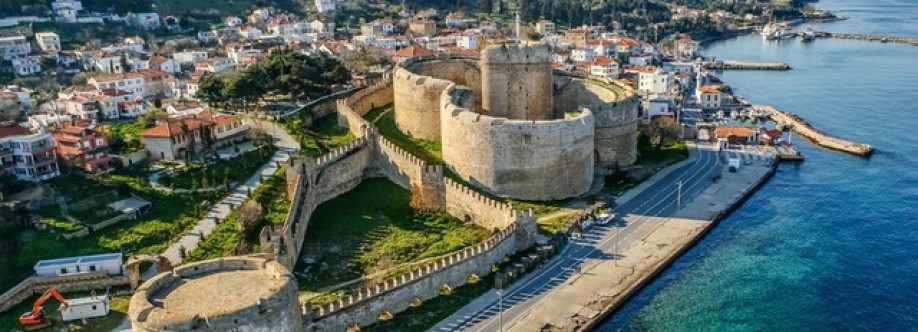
[494,273,505,332]
[676,180,683,210]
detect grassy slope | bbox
[375,110,443,164]
[296,178,488,292]
[0,169,216,292]
[157,145,276,188]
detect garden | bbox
[156,144,277,190]
[0,166,221,292]
[295,178,489,295]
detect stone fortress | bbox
[393,43,640,200]
[127,43,639,331]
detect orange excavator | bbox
[19,287,69,330]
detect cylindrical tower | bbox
[480,43,554,120]
[129,255,303,332]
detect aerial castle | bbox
[393,43,639,200]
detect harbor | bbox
[817,32,918,46]
[751,104,874,157]
[704,60,790,71]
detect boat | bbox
[800,26,815,42]
[764,23,795,40]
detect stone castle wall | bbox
[129,256,301,332]
[480,43,555,120]
[441,85,596,200]
[554,76,640,166]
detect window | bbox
[89,265,96,271]
[60,268,67,274]
[91,305,97,311]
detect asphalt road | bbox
[434,142,722,332]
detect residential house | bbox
[633,66,675,95]
[173,50,208,65]
[11,56,41,76]
[315,0,335,13]
[224,16,243,27]
[409,20,437,36]
[200,111,248,148]
[51,0,83,11]
[535,20,556,34]
[149,56,178,74]
[645,95,676,120]
[194,57,234,73]
[629,53,653,66]
[392,45,435,64]
[237,26,263,40]
[696,85,723,109]
[90,51,127,74]
[311,18,335,38]
[166,101,205,116]
[50,120,114,172]
[0,35,30,60]
[54,6,78,22]
[590,57,620,81]
[128,13,161,30]
[676,38,701,60]
[88,72,145,99]
[715,126,760,149]
[35,32,61,53]
[571,47,595,63]
[456,35,477,50]
[141,117,215,160]
[137,69,173,98]
[0,124,60,181]
[61,96,99,120]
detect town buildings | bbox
[50,120,113,173]
[0,124,60,181]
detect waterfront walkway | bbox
[433,142,774,331]
[754,104,873,157]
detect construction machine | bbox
[18,287,69,331]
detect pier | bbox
[753,104,874,157]
[817,32,918,46]
[705,60,791,70]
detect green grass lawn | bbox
[0,288,131,332]
[295,178,488,292]
[375,110,444,164]
[0,169,218,293]
[185,168,290,262]
[157,145,277,189]
[283,112,356,157]
[636,134,689,166]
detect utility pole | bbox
[676,180,683,209]
[497,288,504,332]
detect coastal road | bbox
[433,142,722,331]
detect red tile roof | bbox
[141,118,215,138]
[0,124,30,138]
[393,45,435,58]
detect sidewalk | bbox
[431,143,706,331]
[160,120,298,265]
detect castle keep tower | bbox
[480,43,554,120]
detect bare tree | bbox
[233,200,264,254]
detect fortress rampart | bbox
[441,85,596,200]
[480,43,555,120]
[128,256,301,332]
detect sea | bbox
[597,0,918,330]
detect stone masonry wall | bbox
[129,256,302,332]
[480,43,555,120]
[554,77,639,167]
[392,67,452,141]
[441,85,595,200]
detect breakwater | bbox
[753,104,873,157]
[818,32,918,46]
[706,60,791,70]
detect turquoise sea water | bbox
[598,0,918,330]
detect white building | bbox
[571,47,595,63]
[61,296,110,322]
[35,32,61,53]
[0,124,60,182]
[88,72,145,99]
[173,50,208,65]
[457,35,477,49]
[33,253,123,276]
[696,85,723,109]
[194,57,234,73]
[629,53,653,66]
[315,0,335,13]
[590,57,620,81]
[676,38,701,60]
[90,51,127,74]
[636,67,675,95]
[646,95,676,120]
[128,13,161,30]
[11,56,41,76]
[0,35,30,60]
[51,0,83,11]
[237,26,263,40]
[224,16,243,27]
[311,18,335,38]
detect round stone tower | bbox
[480,43,554,120]
[128,255,303,332]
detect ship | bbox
[799,26,815,42]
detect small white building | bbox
[61,295,110,322]
[11,56,41,76]
[51,0,83,11]
[696,85,724,109]
[33,253,123,276]
[646,95,676,120]
[456,35,477,50]
[224,16,243,27]
[35,32,61,53]
[173,50,208,65]
[571,47,595,63]
[590,57,620,81]
[315,0,335,13]
[629,53,653,66]
[0,35,30,60]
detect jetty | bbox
[705,60,790,70]
[753,104,873,157]
[817,32,918,46]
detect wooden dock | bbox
[754,105,874,157]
